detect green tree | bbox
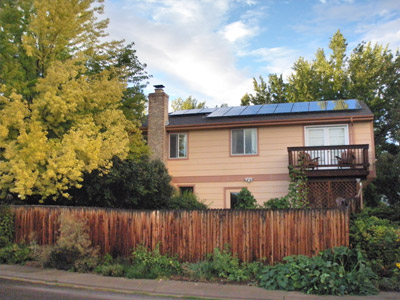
[0,0,148,200]
[241,75,287,105]
[171,96,206,111]
[243,30,400,205]
[56,156,174,209]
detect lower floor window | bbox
[179,186,194,194]
[230,192,239,208]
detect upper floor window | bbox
[170,133,187,158]
[231,128,257,155]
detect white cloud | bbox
[103,0,259,106]
[359,18,400,50]
[239,47,299,80]
[221,21,257,42]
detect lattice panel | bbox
[307,180,357,208]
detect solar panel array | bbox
[169,99,362,118]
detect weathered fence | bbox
[13,206,349,263]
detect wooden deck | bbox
[287,144,369,178]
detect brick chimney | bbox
[148,85,169,162]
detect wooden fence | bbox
[13,206,349,263]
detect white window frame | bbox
[304,124,349,146]
[231,128,258,156]
[169,132,187,159]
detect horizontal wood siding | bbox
[167,126,303,177]
[13,206,349,263]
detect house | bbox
[142,86,375,209]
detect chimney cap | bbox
[154,84,165,89]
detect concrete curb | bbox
[1,264,399,300]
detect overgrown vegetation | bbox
[350,212,400,291]
[168,191,208,210]
[232,188,258,209]
[43,213,99,272]
[259,247,378,296]
[183,245,261,282]
[0,205,14,247]
[264,165,309,209]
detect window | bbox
[231,128,257,155]
[305,125,348,146]
[179,186,194,194]
[170,133,187,158]
[230,192,239,208]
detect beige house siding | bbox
[167,121,375,208]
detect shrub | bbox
[95,264,126,277]
[232,188,257,209]
[259,247,378,296]
[0,243,31,264]
[263,196,291,209]
[126,244,181,279]
[52,156,174,209]
[0,205,14,247]
[168,191,208,209]
[44,213,99,271]
[350,213,400,290]
[184,245,262,282]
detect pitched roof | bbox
[142,99,373,131]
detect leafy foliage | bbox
[0,205,14,247]
[0,243,32,264]
[44,213,99,271]
[259,247,378,296]
[263,196,291,209]
[232,188,258,209]
[350,213,400,290]
[0,0,149,201]
[242,30,400,205]
[183,245,262,282]
[264,165,308,209]
[51,156,173,209]
[126,244,181,279]
[168,191,208,210]
[171,96,206,111]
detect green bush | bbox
[350,213,400,290]
[95,263,126,277]
[361,204,400,225]
[44,213,99,271]
[184,246,262,282]
[0,205,14,247]
[263,196,291,209]
[0,243,31,264]
[259,247,378,296]
[232,188,258,209]
[126,244,181,279]
[168,191,208,209]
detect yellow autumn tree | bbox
[0,0,148,200]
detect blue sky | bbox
[104,0,400,107]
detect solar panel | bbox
[309,101,327,112]
[199,107,217,113]
[183,108,203,114]
[240,105,262,115]
[224,106,246,117]
[174,99,362,119]
[274,103,294,113]
[169,110,189,115]
[291,102,310,113]
[207,107,232,117]
[344,99,361,109]
[257,104,277,115]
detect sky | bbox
[104,0,400,107]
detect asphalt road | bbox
[0,278,192,300]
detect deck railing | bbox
[287,144,369,171]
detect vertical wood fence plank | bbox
[11,206,349,263]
